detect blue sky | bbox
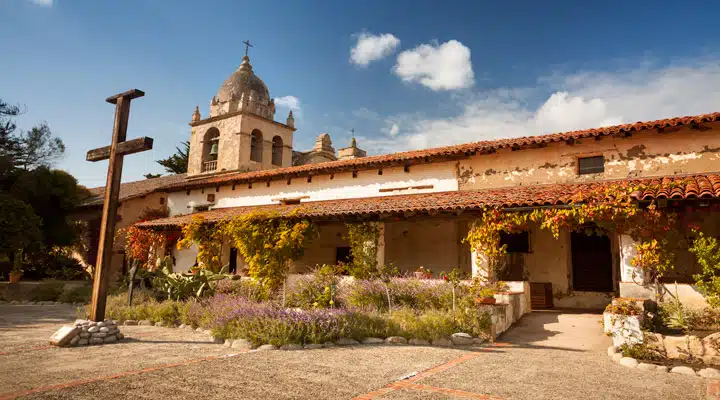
[2,0,720,187]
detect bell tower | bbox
[186,45,296,176]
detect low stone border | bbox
[607,345,720,378]
[1,300,86,306]
[120,319,488,351]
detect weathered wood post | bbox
[86,89,153,321]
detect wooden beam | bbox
[105,89,145,104]
[87,137,153,162]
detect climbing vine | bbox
[465,182,684,283]
[344,221,381,279]
[177,215,225,272]
[222,211,318,291]
[122,207,175,270]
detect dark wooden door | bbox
[571,232,613,292]
[229,248,238,274]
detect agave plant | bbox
[153,256,230,300]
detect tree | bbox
[10,167,92,248]
[156,141,189,174]
[144,173,162,179]
[0,194,42,261]
[0,99,65,171]
[14,123,65,170]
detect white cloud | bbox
[394,40,474,91]
[389,123,399,136]
[365,59,720,154]
[29,0,53,6]
[274,95,300,111]
[350,33,401,66]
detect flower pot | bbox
[9,271,22,283]
[414,271,425,279]
[475,297,496,305]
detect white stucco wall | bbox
[173,244,198,273]
[167,161,459,216]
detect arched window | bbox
[250,130,263,162]
[201,128,220,172]
[271,136,283,166]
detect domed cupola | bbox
[209,55,276,120]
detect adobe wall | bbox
[458,125,720,190]
[384,219,471,275]
[167,161,459,216]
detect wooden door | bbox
[571,232,613,292]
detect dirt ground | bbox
[0,304,710,400]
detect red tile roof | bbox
[160,112,720,191]
[83,174,187,207]
[138,173,720,228]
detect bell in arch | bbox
[209,142,219,156]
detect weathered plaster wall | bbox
[167,161,459,216]
[293,223,349,273]
[384,219,471,275]
[173,244,198,274]
[524,226,571,294]
[458,125,720,190]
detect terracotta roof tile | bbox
[160,112,720,191]
[83,174,187,206]
[138,173,720,228]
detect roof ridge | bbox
[160,111,720,192]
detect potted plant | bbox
[9,250,23,283]
[415,266,432,279]
[475,286,497,305]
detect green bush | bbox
[31,281,65,301]
[89,290,185,325]
[286,265,341,309]
[690,231,720,307]
[214,278,270,302]
[387,308,457,340]
[58,285,92,303]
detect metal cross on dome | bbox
[243,40,253,56]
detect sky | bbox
[2,0,720,188]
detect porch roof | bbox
[137,173,720,228]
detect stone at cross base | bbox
[50,319,125,347]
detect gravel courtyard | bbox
[0,304,710,399]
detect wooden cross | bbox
[243,40,253,56]
[86,89,153,321]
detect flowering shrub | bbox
[177,215,225,272]
[345,222,381,279]
[222,211,318,291]
[338,278,471,312]
[191,294,489,345]
[122,207,174,269]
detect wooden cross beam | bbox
[86,89,153,321]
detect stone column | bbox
[375,222,386,268]
[471,248,491,280]
[619,234,645,284]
